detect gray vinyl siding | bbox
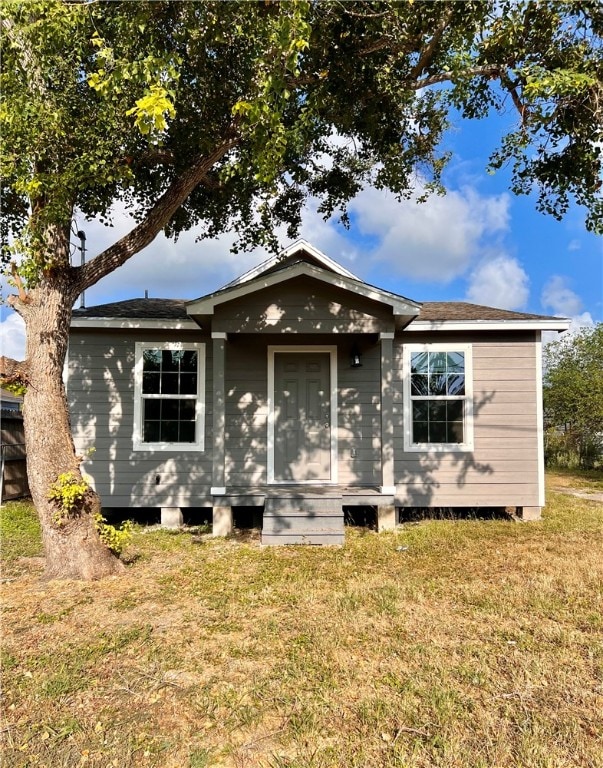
[393,331,540,507]
[213,276,395,335]
[69,322,542,510]
[222,335,381,486]
[68,329,213,507]
[337,343,381,485]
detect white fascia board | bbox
[281,239,360,280]
[406,319,571,332]
[222,238,360,289]
[187,261,420,316]
[70,318,199,330]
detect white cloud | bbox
[466,254,530,310]
[347,185,510,282]
[77,204,260,306]
[0,311,26,361]
[77,198,362,307]
[541,275,583,317]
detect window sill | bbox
[132,441,205,453]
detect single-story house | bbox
[68,240,570,543]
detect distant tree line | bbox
[543,324,603,470]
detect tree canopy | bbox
[1,0,602,579]
[2,0,602,288]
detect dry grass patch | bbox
[1,479,602,767]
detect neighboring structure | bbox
[68,240,570,542]
[1,387,28,502]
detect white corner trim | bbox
[211,487,227,496]
[535,335,545,508]
[132,341,206,452]
[402,342,475,453]
[71,318,198,330]
[406,319,571,332]
[211,331,228,340]
[380,332,395,340]
[267,345,338,484]
[380,486,396,495]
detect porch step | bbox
[262,494,344,546]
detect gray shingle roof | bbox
[73,299,188,319]
[72,297,560,323]
[416,302,558,322]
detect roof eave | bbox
[406,319,572,332]
[70,318,198,330]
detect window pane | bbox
[161,421,179,442]
[181,351,198,373]
[142,371,160,394]
[144,399,161,420]
[411,352,429,373]
[161,372,179,394]
[447,374,465,396]
[447,352,464,372]
[447,418,464,443]
[143,420,160,442]
[413,401,428,421]
[180,373,197,395]
[162,350,179,371]
[428,401,447,421]
[413,419,429,443]
[447,401,464,443]
[429,421,447,443]
[179,421,196,443]
[428,374,447,396]
[143,349,161,371]
[430,352,447,373]
[179,400,196,420]
[411,374,429,396]
[163,399,179,420]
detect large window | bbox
[403,344,473,451]
[133,342,205,451]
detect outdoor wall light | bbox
[350,343,362,368]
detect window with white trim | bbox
[403,343,474,451]
[133,342,205,451]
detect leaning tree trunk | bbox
[21,276,124,580]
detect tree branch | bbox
[409,64,502,91]
[408,6,455,81]
[77,136,238,292]
[500,73,531,124]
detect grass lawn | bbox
[1,472,602,768]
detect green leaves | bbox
[2,0,602,285]
[544,324,603,460]
[125,85,176,137]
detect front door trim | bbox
[267,345,338,485]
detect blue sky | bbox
[1,111,601,360]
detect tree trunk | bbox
[22,278,124,580]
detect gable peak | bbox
[222,239,360,289]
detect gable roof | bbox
[186,258,420,318]
[70,241,570,332]
[221,238,360,288]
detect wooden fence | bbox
[1,409,28,502]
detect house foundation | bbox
[161,507,183,529]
